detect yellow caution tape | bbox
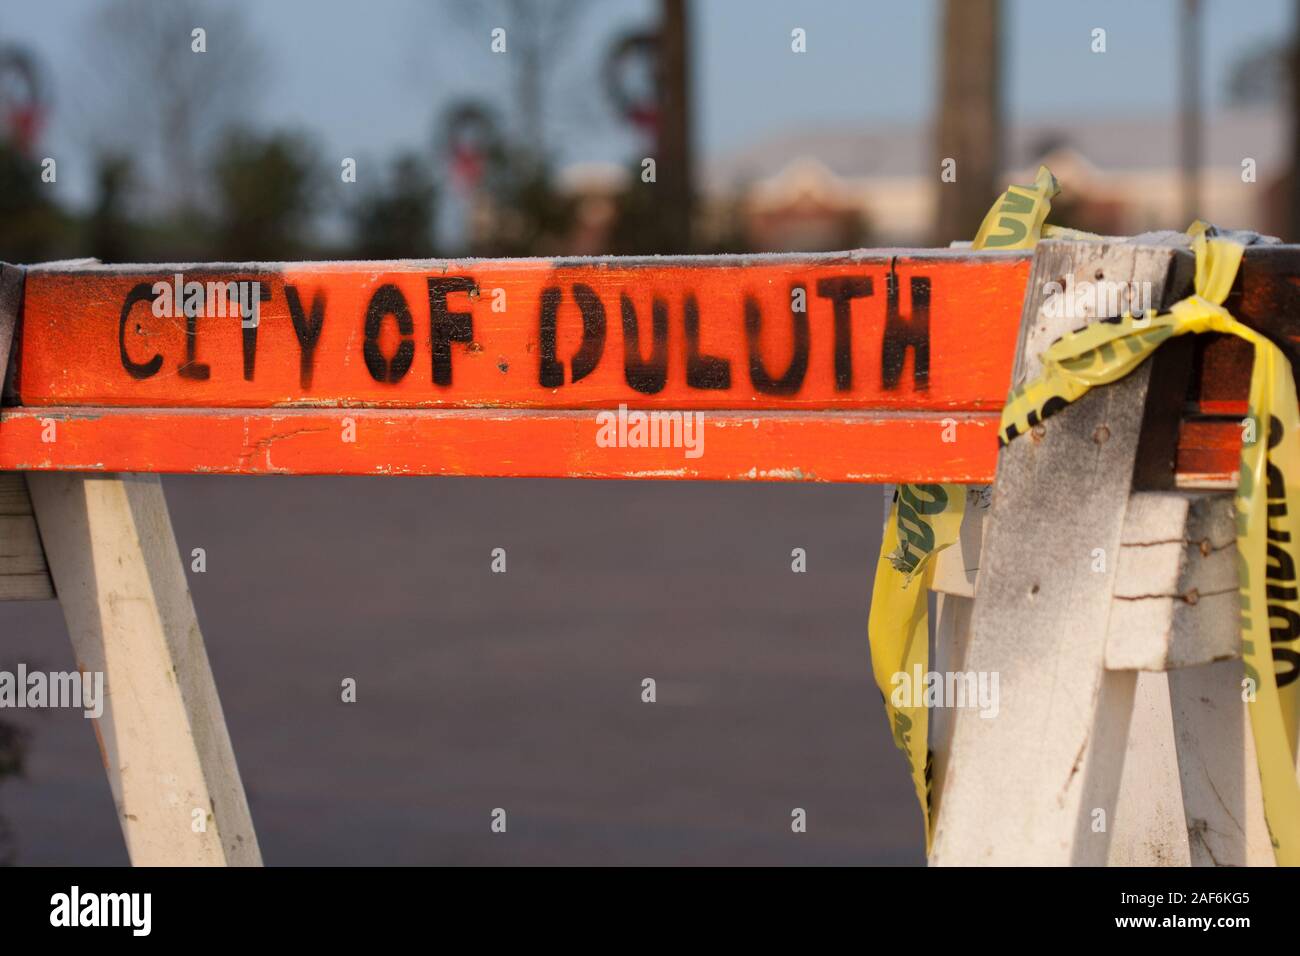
[1000,222,1300,865]
[971,165,1060,249]
[868,483,963,838]
[873,166,1299,865]
[867,166,1060,846]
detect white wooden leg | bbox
[930,240,1185,865]
[1167,659,1274,866]
[26,472,261,866]
[929,487,983,831]
[929,591,974,826]
[1106,671,1191,865]
[932,483,1275,865]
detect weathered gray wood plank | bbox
[930,237,1192,865]
[1105,492,1238,670]
[0,472,35,516]
[1168,659,1274,866]
[935,490,1241,671]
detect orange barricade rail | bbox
[0,248,1284,482]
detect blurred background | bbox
[0,0,1295,864]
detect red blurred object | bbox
[0,46,45,154]
[8,103,43,153]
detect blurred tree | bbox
[85,153,137,263]
[79,0,267,214]
[349,153,439,259]
[449,0,591,164]
[472,149,577,256]
[442,0,588,255]
[209,129,322,261]
[607,158,678,255]
[0,142,73,262]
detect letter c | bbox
[119,282,163,379]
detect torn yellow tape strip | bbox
[999,225,1300,865]
[869,483,963,837]
[867,165,1059,847]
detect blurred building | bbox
[682,107,1284,250]
[550,108,1284,254]
[555,161,626,256]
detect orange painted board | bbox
[16,252,1031,411]
[0,406,1245,485]
[0,407,1001,483]
[4,251,1270,485]
[1175,417,1248,486]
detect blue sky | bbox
[0,0,1291,207]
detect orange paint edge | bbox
[0,407,1000,483]
[0,406,1244,486]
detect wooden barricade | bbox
[0,243,1295,865]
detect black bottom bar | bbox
[0,865,1282,940]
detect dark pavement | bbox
[0,475,921,865]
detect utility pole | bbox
[658,0,693,251]
[934,0,1001,245]
[1180,0,1202,228]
